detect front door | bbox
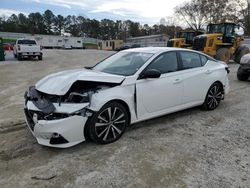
[136,51,183,119]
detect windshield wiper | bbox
[84,66,93,69]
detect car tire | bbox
[202,82,223,111]
[17,53,22,61]
[88,101,129,144]
[234,46,250,64]
[237,67,249,81]
[38,55,42,60]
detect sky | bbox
[0,0,185,25]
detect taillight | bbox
[225,67,230,74]
[17,45,20,51]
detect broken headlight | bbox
[71,108,93,117]
[67,92,90,103]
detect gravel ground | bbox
[0,49,249,188]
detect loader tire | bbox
[215,48,231,64]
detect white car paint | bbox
[36,69,125,95]
[24,47,230,148]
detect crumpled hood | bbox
[35,69,125,95]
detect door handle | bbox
[173,78,182,84]
[205,70,212,74]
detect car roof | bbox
[17,38,36,41]
[122,47,217,62]
[123,47,200,54]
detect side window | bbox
[147,52,178,74]
[200,55,208,66]
[180,52,202,69]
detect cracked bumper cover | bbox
[24,100,89,148]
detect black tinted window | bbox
[17,40,36,45]
[180,52,202,69]
[147,52,178,74]
[200,55,208,66]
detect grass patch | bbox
[2,38,16,44]
[83,43,98,49]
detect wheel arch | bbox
[103,99,131,125]
[83,99,132,140]
[203,80,224,102]
[212,80,224,93]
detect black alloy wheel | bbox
[89,102,129,144]
[202,83,223,110]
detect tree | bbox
[43,10,55,34]
[5,14,19,32]
[54,15,65,35]
[175,0,207,30]
[65,15,80,36]
[130,22,140,37]
[175,0,242,30]
[204,0,238,23]
[28,12,46,34]
[17,13,29,33]
[235,0,250,35]
[0,9,184,39]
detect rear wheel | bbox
[237,66,249,81]
[88,102,129,144]
[17,53,22,61]
[202,83,223,110]
[215,48,231,63]
[38,55,42,60]
[234,46,250,64]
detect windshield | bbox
[208,24,236,35]
[177,32,194,40]
[92,52,154,76]
[17,40,36,45]
[207,24,226,34]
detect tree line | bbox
[0,10,182,40]
[175,0,250,35]
[1,0,250,39]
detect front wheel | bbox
[202,83,223,110]
[88,102,129,144]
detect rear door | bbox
[178,51,210,104]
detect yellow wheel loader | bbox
[192,23,249,63]
[167,30,204,48]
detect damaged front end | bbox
[24,80,121,147]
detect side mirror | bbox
[140,69,161,79]
[235,27,244,36]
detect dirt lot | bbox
[0,49,249,188]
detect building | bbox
[0,32,99,49]
[98,40,123,51]
[125,34,169,47]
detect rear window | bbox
[17,40,36,45]
[180,51,202,69]
[200,55,208,66]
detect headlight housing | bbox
[67,92,90,103]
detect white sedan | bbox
[24,47,230,148]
